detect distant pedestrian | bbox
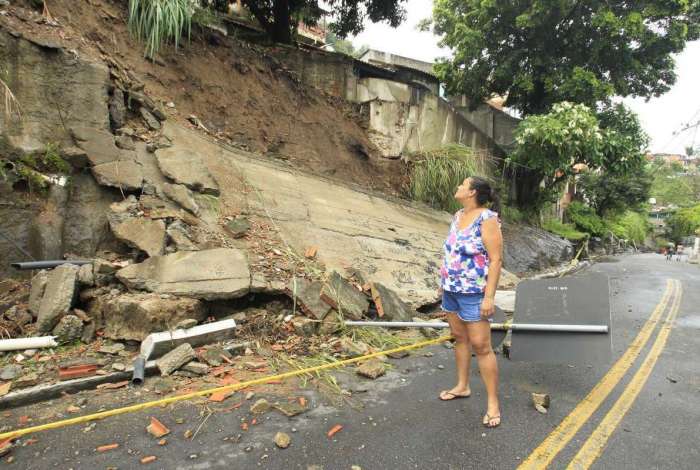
[676,245,684,262]
[438,176,503,429]
[666,247,674,261]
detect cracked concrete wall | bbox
[361,81,497,159]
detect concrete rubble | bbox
[35,264,79,333]
[156,343,196,376]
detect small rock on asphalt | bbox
[274,432,291,449]
[356,360,387,379]
[251,399,270,414]
[531,392,550,409]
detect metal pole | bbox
[343,320,608,334]
[11,260,92,270]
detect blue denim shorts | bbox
[442,290,486,322]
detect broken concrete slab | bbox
[182,361,209,376]
[166,219,198,252]
[91,160,144,191]
[356,360,386,379]
[102,293,206,342]
[162,183,200,216]
[320,272,369,321]
[250,273,286,295]
[156,343,195,376]
[155,147,219,195]
[116,248,250,300]
[28,270,49,317]
[110,217,166,257]
[70,127,129,166]
[36,264,79,333]
[287,279,331,320]
[370,282,414,322]
[52,315,84,344]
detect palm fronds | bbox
[128,0,193,59]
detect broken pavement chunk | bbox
[370,282,414,322]
[532,392,550,410]
[287,279,330,320]
[110,217,166,257]
[320,272,369,321]
[182,361,209,375]
[156,343,196,376]
[273,402,307,417]
[36,264,79,333]
[155,146,219,195]
[356,360,386,379]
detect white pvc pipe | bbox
[0,336,59,352]
[344,321,608,334]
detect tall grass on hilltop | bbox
[128,0,192,59]
[409,144,487,213]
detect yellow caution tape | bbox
[0,335,451,441]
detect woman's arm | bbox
[480,217,503,318]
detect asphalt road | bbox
[3,253,699,469]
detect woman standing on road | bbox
[438,176,503,428]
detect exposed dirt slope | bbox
[6,0,405,194]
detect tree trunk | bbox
[271,0,292,44]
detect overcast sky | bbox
[350,0,700,155]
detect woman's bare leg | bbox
[467,320,500,425]
[439,313,472,398]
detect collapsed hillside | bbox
[3,0,406,194]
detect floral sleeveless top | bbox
[440,209,499,294]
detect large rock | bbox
[36,264,79,333]
[162,183,200,215]
[70,127,130,166]
[166,220,198,251]
[116,248,250,300]
[156,343,196,376]
[320,271,369,321]
[102,293,206,341]
[370,282,414,322]
[287,279,330,320]
[91,160,144,191]
[52,314,84,344]
[28,270,49,317]
[155,147,219,195]
[110,217,166,257]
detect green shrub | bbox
[606,211,650,244]
[409,144,485,213]
[566,201,608,237]
[128,0,192,59]
[542,219,588,241]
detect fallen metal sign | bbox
[510,274,612,364]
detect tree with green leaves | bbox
[430,0,700,116]
[511,102,651,209]
[241,0,407,44]
[666,204,700,242]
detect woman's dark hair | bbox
[470,177,501,213]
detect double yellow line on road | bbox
[519,279,681,470]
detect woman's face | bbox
[454,178,475,202]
